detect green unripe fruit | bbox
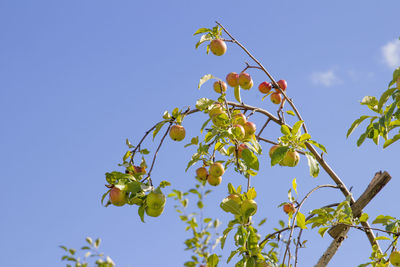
[145,206,164,217]
[209,162,225,177]
[280,151,300,167]
[146,191,166,210]
[232,124,245,140]
[207,175,222,186]
[390,251,400,266]
[169,125,186,141]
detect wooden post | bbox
[315,171,391,267]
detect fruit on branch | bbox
[270,92,282,104]
[169,125,186,141]
[213,80,227,93]
[238,72,253,90]
[390,251,400,266]
[196,167,208,181]
[241,199,257,217]
[146,190,166,210]
[145,206,164,217]
[237,143,249,158]
[210,39,227,56]
[258,82,272,94]
[109,187,127,207]
[243,121,256,138]
[207,174,222,186]
[233,113,247,126]
[226,72,239,87]
[277,79,287,92]
[232,124,245,140]
[283,203,296,214]
[280,150,300,167]
[208,104,223,118]
[209,162,225,176]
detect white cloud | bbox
[310,70,339,87]
[382,39,400,68]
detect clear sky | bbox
[1,1,400,266]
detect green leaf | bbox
[153,121,166,140]
[122,151,131,162]
[377,88,396,112]
[372,215,394,225]
[291,120,304,135]
[359,213,369,223]
[242,148,259,171]
[101,189,111,206]
[292,178,297,194]
[94,238,101,248]
[383,132,400,148]
[299,133,311,142]
[234,86,241,103]
[193,28,211,35]
[296,212,307,229]
[247,187,257,200]
[195,98,215,110]
[374,236,390,241]
[270,146,290,166]
[347,115,370,137]
[286,110,295,116]
[138,205,145,223]
[307,140,327,153]
[318,227,329,237]
[125,138,134,148]
[207,254,219,267]
[280,125,291,135]
[85,237,93,245]
[360,96,379,111]
[197,201,204,209]
[198,74,216,89]
[305,153,319,177]
[227,250,238,263]
[228,183,236,194]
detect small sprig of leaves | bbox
[60,237,115,267]
[347,67,400,148]
[194,26,223,53]
[168,184,221,267]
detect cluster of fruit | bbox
[195,162,225,186]
[209,38,288,105]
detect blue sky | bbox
[1,1,400,266]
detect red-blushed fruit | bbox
[277,80,287,91]
[207,174,222,186]
[280,151,300,167]
[233,113,247,126]
[241,199,257,217]
[209,162,225,176]
[390,251,400,266]
[169,125,186,141]
[210,39,227,56]
[145,206,164,217]
[258,82,272,94]
[226,72,239,87]
[237,143,249,158]
[283,203,296,214]
[196,167,208,181]
[109,187,127,207]
[213,81,227,93]
[146,191,166,210]
[232,124,245,140]
[243,121,256,138]
[269,145,280,158]
[270,92,282,104]
[238,72,253,89]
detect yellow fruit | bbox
[169,125,186,141]
[210,39,227,56]
[196,167,208,180]
[390,251,400,267]
[109,187,127,207]
[209,162,225,176]
[213,81,227,93]
[207,175,222,186]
